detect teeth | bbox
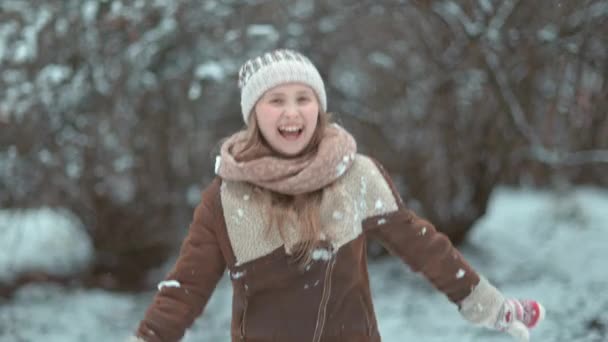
[279,126,301,132]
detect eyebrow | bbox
[266,90,313,97]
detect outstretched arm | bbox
[132,178,227,342]
[364,159,544,341]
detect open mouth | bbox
[278,125,304,140]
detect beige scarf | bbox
[216,124,357,195]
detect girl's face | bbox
[254,83,320,157]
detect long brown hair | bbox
[233,109,332,266]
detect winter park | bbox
[1,1,607,342]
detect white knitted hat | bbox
[238,49,327,124]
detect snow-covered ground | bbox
[1,186,606,342]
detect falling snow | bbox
[456,269,466,279]
[1,187,608,341]
[375,199,384,210]
[230,271,245,280]
[157,280,181,291]
[311,248,332,261]
[336,162,347,177]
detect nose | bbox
[283,103,300,118]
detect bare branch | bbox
[477,0,494,15]
[482,49,542,145]
[532,147,608,165]
[486,0,522,44]
[432,1,478,39]
[483,49,608,165]
[430,1,476,66]
[566,1,608,31]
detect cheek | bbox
[304,104,320,123]
[255,106,279,134]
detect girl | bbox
[129,49,544,342]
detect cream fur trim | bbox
[459,277,505,328]
[220,154,398,265]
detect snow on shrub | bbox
[0,207,93,284]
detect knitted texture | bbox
[216,124,355,195]
[459,277,546,342]
[220,154,399,265]
[459,277,505,327]
[238,49,327,124]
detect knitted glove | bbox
[494,298,545,341]
[459,278,545,342]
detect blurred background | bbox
[1,0,607,341]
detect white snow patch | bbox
[186,185,201,206]
[237,209,244,218]
[311,248,332,261]
[214,155,221,174]
[12,8,52,63]
[37,64,72,84]
[0,207,93,284]
[377,218,387,225]
[82,1,99,24]
[360,176,368,195]
[2,186,608,342]
[332,210,344,220]
[194,61,226,81]
[455,269,466,279]
[375,199,384,210]
[336,161,347,177]
[368,52,395,69]
[537,25,558,42]
[419,226,427,235]
[224,29,240,41]
[243,194,250,201]
[231,271,245,280]
[157,280,181,291]
[188,82,201,100]
[246,25,279,42]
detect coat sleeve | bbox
[363,159,480,304]
[135,178,227,342]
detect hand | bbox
[494,299,545,342]
[459,278,546,342]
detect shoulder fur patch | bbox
[320,154,398,250]
[219,154,399,264]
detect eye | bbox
[270,98,283,104]
[297,97,311,103]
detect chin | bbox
[277,148,305,157]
